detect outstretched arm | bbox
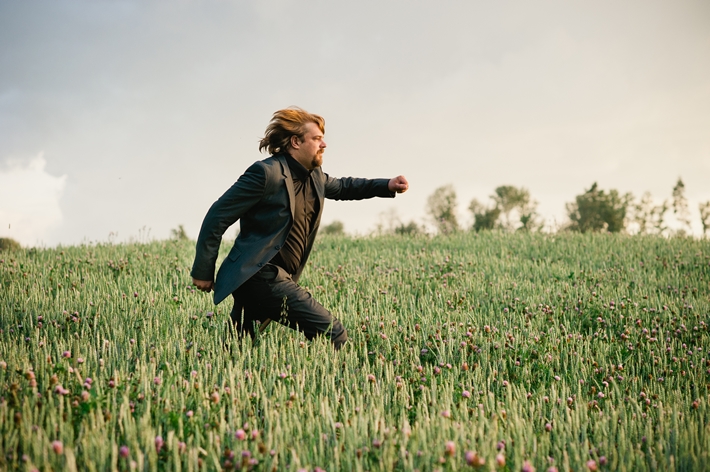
[324,173,409,200]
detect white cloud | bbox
[0,154,67,246]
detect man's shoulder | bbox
[254,155,285,173]
[243,155,283,176]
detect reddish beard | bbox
[311,151,324,168]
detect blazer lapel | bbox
[313,167,325,211]
[277,154,296,220]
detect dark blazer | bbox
[191,154,395,305]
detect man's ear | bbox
[290,135,300,149]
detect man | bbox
[191,107,408,349]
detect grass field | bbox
[1,232,709,471]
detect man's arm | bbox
[323,174,409,200]
[191,162,266,291]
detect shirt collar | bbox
[283,153,312,181]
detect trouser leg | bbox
[229,297,255,340]
[234,264,348,349]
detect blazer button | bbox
[275,245,281,250]
[258,263,263,267]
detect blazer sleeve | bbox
[323,174,395,201]
[190,162,266,281]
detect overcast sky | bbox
[1,0,709,246]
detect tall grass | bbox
[1,232,708,471]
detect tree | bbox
[426,185,459,234]
[700,201,710,237]
[566,183,631,233]
[0,237,21,252]
[468,185,539,232]
[469,198,501,232]
[672,178,691,235]
[492,186,526,230]
[631,192,668,235]
[321,220,345,235]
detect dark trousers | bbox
[230,264,348,349]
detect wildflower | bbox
[81,391,90,402]
[496,453,506,467]
[62,351,71,358]
[462,390,471,398]
[77,358,84,364]
[586,459,598,471]
[465,451,475,465]
[465,451,485,466]
[367,374,376,383]
[441,410,451,418]
[599,456,607,465]
[235,429,246,440]
[545,423,552,432]
[52,440,64,454]
[445,441,456,456]
[186,410,193,418]
[155,436,164,452]
[372,438,382,448]
[153,377,161,385]
[521,460,535,472]
[210,392,220,404]
[119,445,129,458]
[251,429,259,440]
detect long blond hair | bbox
[259,107,325,155]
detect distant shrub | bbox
[0,237,21,252]
[630,192,668,235]
[171,225,189,241]
[469,185,539,232]
[427,185,459,234]
[469,200,501,232]
[321,220,345,235]
[700,201,710,237]
[394,221,422,236]
[566,183,631,233]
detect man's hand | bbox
[388,175,409,194]
[192,278,214,293]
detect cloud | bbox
[0,154,67,246]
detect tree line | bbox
[414,178,709,237]
[321,177,710,237]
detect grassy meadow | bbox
[1,232,709,471]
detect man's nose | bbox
[321,140,327,149]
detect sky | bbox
[1,0,709,247]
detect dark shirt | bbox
[269,154,320,275]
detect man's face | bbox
[290,122,326,170]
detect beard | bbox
[311,151,324,168]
